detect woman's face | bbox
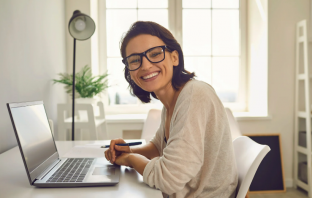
[125,34,179,93]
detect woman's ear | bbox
[171,50,179,67]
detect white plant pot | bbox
[76,98,98,105]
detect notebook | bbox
[7,101,120,187]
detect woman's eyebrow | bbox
[126,49,146,56]
[126,44,165,57]
[126,51,142,57]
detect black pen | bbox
[101,141,142,148]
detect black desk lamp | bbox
[68,10,96,140]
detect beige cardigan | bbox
[143,80,238,198]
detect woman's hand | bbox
[104,138,133,163]
[114,153,133,167]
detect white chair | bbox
[57,101,107,140]
[225,107,242,140]
[233,136,271,198]
[141,109,162,143]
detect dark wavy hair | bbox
[120,21,195,103]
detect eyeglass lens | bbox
[126,47,165,70]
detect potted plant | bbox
[52,65,109,105]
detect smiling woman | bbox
[120,22,195,103]
[104,21,238,198]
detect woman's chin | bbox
[143,88,156,93]
[140,85,158,93]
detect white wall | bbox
[0,0,67,154]
[239,0,309,187]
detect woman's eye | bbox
[130,58,140,64]
[151,52,161,57]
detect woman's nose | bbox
[141,56,152,70]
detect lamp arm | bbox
[72,38,76,141]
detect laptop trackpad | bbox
[92,167,115,175]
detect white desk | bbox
[0,140,162,198]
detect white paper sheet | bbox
[63,146,107,158]
[63,139,145,158]
[75,141,111,148]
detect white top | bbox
[143,80,238,198]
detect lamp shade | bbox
[68,10,95,41]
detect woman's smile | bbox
[141,71,160,81]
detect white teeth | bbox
[142,72,159,80]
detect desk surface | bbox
[0,140,162,198]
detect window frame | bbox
[99,0,248,114]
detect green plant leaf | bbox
[52,65,109,98]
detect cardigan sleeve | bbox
[143,83,216,195]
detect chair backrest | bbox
[233,136,271,198]
[57,103,105,140]
[141,109,162,143]
[225,107,242,140]
[57,103,96,124]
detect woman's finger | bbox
[105,149,111,161]
[115,145,131,153]
[107,149,112,162]
[109,141,116,163]
[105,150,109,160]
[109,139,127,163]
[104,150,108,160]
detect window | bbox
[102,0,246,113]
[181,0,246,111]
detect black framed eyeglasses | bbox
[122,45,171,71]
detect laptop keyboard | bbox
[47,158,94,183]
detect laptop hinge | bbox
[36,159,62,180]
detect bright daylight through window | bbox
[105,0,245,112]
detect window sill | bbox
[105,112,272,124]
[105,114,147,124]
[233,112,272,121]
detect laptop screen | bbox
[10,103,57,173]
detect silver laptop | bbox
[7,101,120,187]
